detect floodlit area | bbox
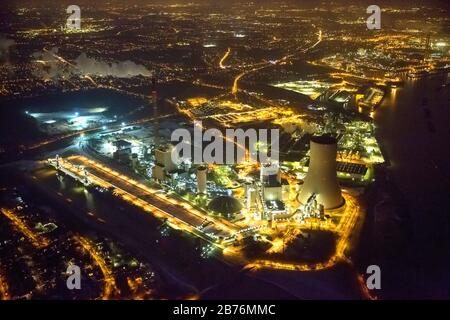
[28,107,111,134]
[273,80,333,99]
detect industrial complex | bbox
[42,77,372,273]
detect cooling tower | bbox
[298,135,344,210]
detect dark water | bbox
[371,74,449,297]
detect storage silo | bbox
[196,165,207,194]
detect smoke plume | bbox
[74,53,152,78]
[32,48,152,80]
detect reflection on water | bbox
[83,188,95,212]
[39,168,101,215]
[57,174,66,190]
[374,74,448,265]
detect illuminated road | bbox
[308,29,322,50]
[0,208,49,249]
[231,28,322,95]
[231,63,272,95]
[357,272,378,300]
[74,235,119,299]
[219,48,231,69]
[231,71,245,95]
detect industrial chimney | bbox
[297,135,344,210]
[196,165,207,194]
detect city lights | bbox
[0,0,447,302]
